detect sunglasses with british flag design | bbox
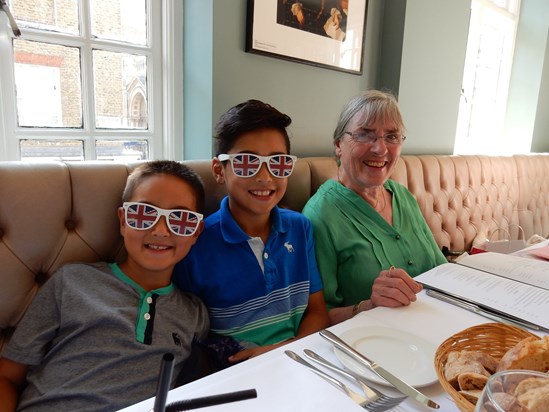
[123,202,203,237]
[218,153,297,179]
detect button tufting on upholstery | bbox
[35,271,49,285]
[65,220,76,230]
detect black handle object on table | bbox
[153,353,175,412]
[165,389,258,411]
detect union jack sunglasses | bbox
[123,202,203,237]
[218,153,297,178]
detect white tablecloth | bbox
[119,289,537,412]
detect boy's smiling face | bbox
[118,174,202,289]
[214,128,289,229]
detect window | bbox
[0,0,182,161]
[454,0,521,155]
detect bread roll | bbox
[458,389,482,404]
[514,377,549,397]
[482,392,529,412]
[444,359,490,389]
[458,372,489,391]
[517,383,549,412]
[497,336,549,372]
[450,350,498,373]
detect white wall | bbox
[397,1,470,155]
[183,0,549,159]
[505,0,549,153]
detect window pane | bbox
[11,0,79,35]
[93,50,148,129]
[14,39,82,128]
[20,139,84,161]
[91,0,147,45]
[96,139,148,161]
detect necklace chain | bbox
[373,186,386,212]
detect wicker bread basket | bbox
[434,323,538,412]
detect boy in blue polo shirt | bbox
[173,100,329,364]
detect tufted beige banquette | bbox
[1,154,549,352]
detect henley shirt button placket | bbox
[144,295,153,320]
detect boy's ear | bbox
[212,157,225,184]
[117,206,126,237]
[189,220,205,245]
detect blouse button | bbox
[264,252,269,259]
[146,296,153,304]
[144,313,151,320]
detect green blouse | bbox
[302,179,447,308]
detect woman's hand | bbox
[371,266,423,308]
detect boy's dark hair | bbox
[122,160,205,213]
[213,99,292,156]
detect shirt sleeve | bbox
[3,269,63,365]
[303,217,324,294]
[303,202,342,309]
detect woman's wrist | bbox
[351,299,373,317]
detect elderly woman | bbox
[302,90,447,324]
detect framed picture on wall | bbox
[245,0,367,75]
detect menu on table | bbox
[416,252,549,332]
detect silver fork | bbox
[285,350,401,412]
[303,349,407,411]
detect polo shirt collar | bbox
[218,196,287,244]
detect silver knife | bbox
[425,289,544,332]
[319,329,440,409]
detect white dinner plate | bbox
[333,326,438,388]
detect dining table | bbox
[117,282,547,412]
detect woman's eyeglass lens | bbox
[123,202,203,236]
[218,153,297,178]
[344,131,406,145]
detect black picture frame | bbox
[246,0,367,75]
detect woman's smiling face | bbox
[335,110,403,192]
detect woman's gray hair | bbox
[333,90,405,143]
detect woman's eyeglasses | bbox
[123,202,203,236]
[344,131,406,145]
[218,153,297,178]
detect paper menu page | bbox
[416,263,549,330]
[456,252,549,290]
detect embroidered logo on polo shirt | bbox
[284,242,294,252]
[172,332,182,346]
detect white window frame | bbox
[0,0,182,161]
[454,0,521,155]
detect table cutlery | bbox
[425,288,543,332]
[285,350,401,411]
[303,349,406,410]
[319,329,440,409]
